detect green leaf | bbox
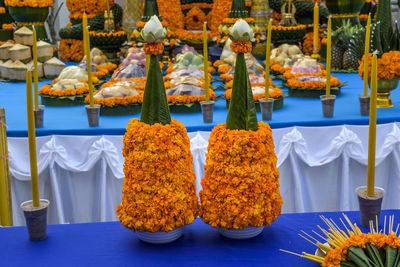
[347,246,373,267]
[385,245,398,267]
[366,243,384,267]
[340,262,358,267]
[393,251,400,267]
[140,54,171,125]
[226,52,258,131]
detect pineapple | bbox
[343,49,360,70]
[331,45,345,69]
[331,21,362,70]
[345,28,367,70]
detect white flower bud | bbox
[141,15,167,43]
[228,19,254,42]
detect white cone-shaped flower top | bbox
[229,19,254,42]
[141,15,167,43]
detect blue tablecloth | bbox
[1,210,398,266]
[1,73,400,137]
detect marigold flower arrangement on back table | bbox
[116,16,198,244]
[200,19,282,239]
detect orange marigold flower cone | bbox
[200,122,282,230]
[117,15,198,234]
[116,119,198,233]
[200,18,282,230]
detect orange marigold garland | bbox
[66,0,113,20]
[157,0,185,30]
[184,6,207,30]
[84,92,144,108]
[200,122,283,230]
[167,90,217,104]
[359,52,400,80]
[230,41,252,54]
[116,119,198,233]
[59,39,84,62]
[208,0,232,32]
[224,87,283,100]
[5,0,53,7]
[287,74,341,89]
[39,83,89,97]
[143,43,164,55]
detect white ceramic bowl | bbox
[219,226,264,240]
[137,227,184,244]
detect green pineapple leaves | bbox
[226,53,258,132]
[140,54,171,125]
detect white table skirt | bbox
[8,122,400,226]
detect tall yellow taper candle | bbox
[32,27,39,111]
[326,16,332,98]
[26,71,40,207]
[203,22,210,102]
[146,54,150,75]
[83,12,87,56]
[367,54,378,196]
[363,14,371,97]
[313,3,319,55]
[83,13,94,107]
[265,19,272,100]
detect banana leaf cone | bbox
[226,52,258,131]
[140,54,171,125]
[376,0,393,36]
[229,0,249,18]
[142,0,161,22]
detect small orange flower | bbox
[230,41,252,54]
[143,43,164,55]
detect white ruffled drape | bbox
[8,123,400,226]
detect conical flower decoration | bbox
[226,19,258,131]
[200,19,282,231]
[140,15,170,125]
[142,0,161,22]
[117,15,198,235]
[229,0,249,19]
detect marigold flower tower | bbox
[58,0,123,62]
[116,16,198,244]
[200,19,282,240]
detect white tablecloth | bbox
[8,123,400,226]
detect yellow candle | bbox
[203,22,210,102]
[145,54,150,75]
[265,19,272,100]
[26,71,40,207]
[363,14,371,97]
[32,27,39,111]
[83,14,94,107]
[326,16,332,98]
[313,3,319,54]
[367,54,378,196]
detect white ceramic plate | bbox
[137,227,184,244]
[219,226,264,240]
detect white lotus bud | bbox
[229,19,254,42]
[141,15,167,43]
